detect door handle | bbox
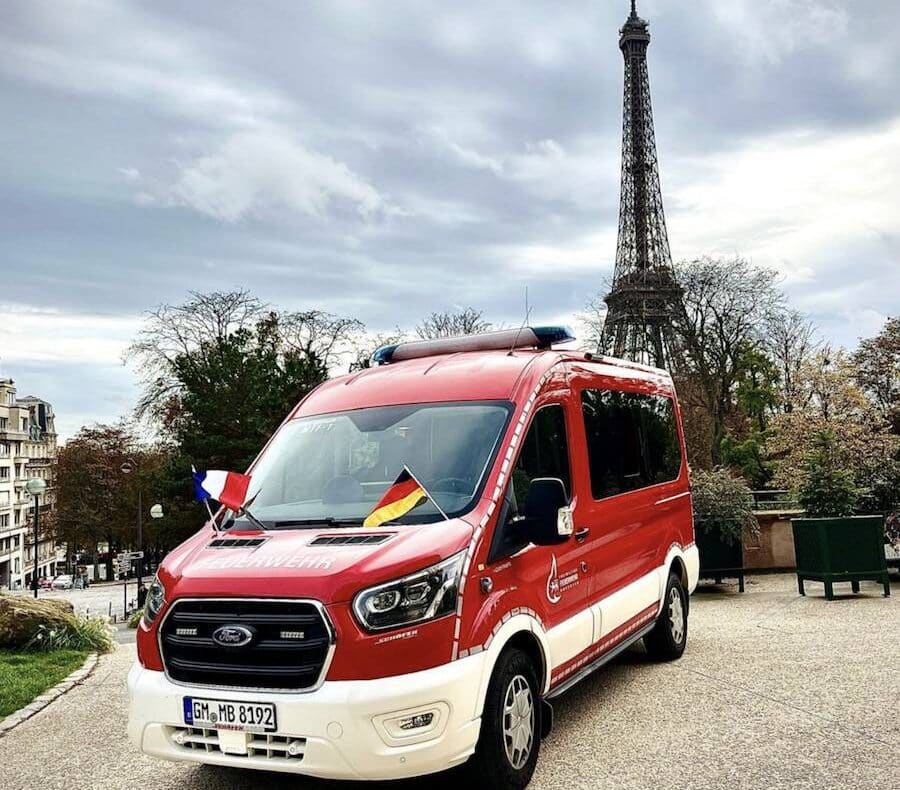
[575,527,590,543]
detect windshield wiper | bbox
[271,517,365,529]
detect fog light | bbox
[398,712,434,731]
[287,739,304,756]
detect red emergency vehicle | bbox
[128,327,699,788]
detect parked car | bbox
[38,576,53,589]
[51,574,74,590]
[128,327,698,788]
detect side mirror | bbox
[523,478,573,546]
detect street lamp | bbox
[149,504,163,573]
[25,477,47,599]
[120,459,143,585]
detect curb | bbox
[0,652,99,737]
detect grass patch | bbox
[0,648,89,719]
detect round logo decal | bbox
[546,554,561,604]
[211,624,254,647]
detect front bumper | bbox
[127,653,486,781]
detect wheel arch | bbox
[470,614,552,720]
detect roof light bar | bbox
[371,325,576,365]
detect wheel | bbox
[644,572,688,661]
[466,647,541,789]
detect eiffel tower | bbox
[600,1,686,369]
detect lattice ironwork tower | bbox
[600,1,685,369]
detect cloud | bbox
[160,129,388,222]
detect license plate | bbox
[183,696,277,733]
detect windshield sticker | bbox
[199,553,335,571]
[294,420,336,434]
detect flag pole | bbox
[192,465,219,529]
[404,464,450,522]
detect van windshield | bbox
[228,401,511,529]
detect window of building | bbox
[490,404,571,562]
[0,466,8,479]
[581,389,681,499]
[0,514,9,528]
[0,417,7,429]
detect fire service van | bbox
[128,326,699,788]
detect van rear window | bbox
[580,390,681,499]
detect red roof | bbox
[293,350,671,418]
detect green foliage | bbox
[127,609,144,629]
[719,430,771,488]
[24,617,115,654]
[0,649,89,718]
[691,467,759,546]
[797,430,859,517]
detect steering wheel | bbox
[430,477,470,495]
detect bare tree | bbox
[676,256,786,460]
[578,290,608,352]
[764,309,819,413]
[415,308,491,340]
[127,290,266,419]
[279,310,365,370]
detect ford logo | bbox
[212,625,254,648]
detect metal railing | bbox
[749,489,802,512]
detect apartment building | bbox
[0,378,61,590]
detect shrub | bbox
[127,609,144,629]
[797,430,859,517]
[25,616,115,654]
[691,467,759,546]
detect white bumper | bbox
[127,655,486,781]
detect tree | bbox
[415,308,491,340]
[127,292,365,472]
[765,309,819,414]
[766,350,899,511]
[852,316,900,434]
[690,467,759,546]
[676,256,787,464]
[55,424,168,578]
[797,430,859,517]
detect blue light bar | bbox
[371,325,576,365]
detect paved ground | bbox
[1,573,898,790]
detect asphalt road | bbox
[2,573,898,790]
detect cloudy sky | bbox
[1,0,898,438]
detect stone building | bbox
[0,378,61,590]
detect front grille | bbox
[170,726,306,761]
[160,599,332,691]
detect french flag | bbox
[193,469,253,512]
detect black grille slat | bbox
[170,610,322,625]
[309,534,391,546]
[161,600,331,690]
[207,537,268,548]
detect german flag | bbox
[364,467,428,528]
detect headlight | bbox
[142,573,166,625]
[353,552,465,632]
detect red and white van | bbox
[128,327,699,788]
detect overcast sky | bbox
[1,0,898,438]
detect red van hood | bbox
[159,518,474,604]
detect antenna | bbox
[507,286,532,356]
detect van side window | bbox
[489,404,571,562]
[512,404,571,506]
[581,390,681,498]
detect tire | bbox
[465,647,541,789]
[644,571,688,661]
